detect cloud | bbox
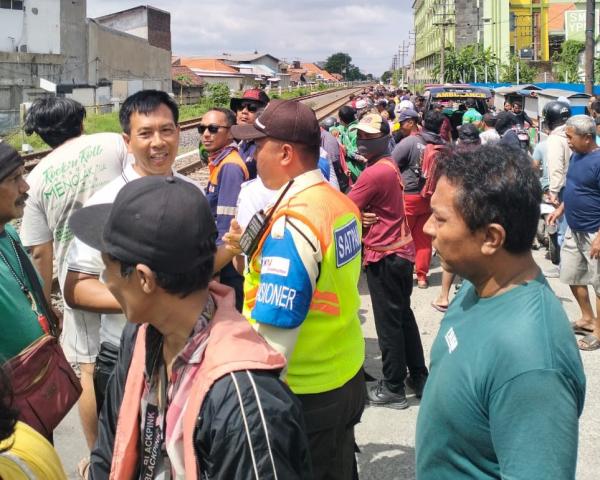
[87,0,412,75]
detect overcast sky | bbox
[87,0,412,76]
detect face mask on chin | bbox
[357,135,391,162]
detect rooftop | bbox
[176,57,239,74]
[171,65,203,86]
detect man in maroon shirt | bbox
[348,113,428,409]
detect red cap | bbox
[230,88,270,111]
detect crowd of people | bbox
[0,82,596,479]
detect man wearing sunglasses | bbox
[201,107,249,311]
[230,88,270,179]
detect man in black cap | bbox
[232,99,366,479]
[70,175,311,479]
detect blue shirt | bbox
[563,148,600,233]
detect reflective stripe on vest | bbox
[208,151,249,186]
[243,182,365,394]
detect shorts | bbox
[560,228,600,296]
[60,306,101,364]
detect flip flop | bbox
[578,334,600,351]
[431,301,448,313]
[78,457,90,480]
[570,321,594,336]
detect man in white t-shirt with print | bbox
[19,97,129,453]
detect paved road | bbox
[55,249,600,479]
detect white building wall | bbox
[95,8,149,40]
[0,0,60,54]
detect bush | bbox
[204,83,231,108]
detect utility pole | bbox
[399,41,409,86]
[409,30,417,87]
[433,1,455,84]
[585,0,595,95]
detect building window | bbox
[0,0,23,9]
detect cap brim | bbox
[353,124,381,134]
[69,204,113,252]
[230,123,268,141]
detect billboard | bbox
[565,10,600,42]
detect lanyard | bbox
[140,358,171,479]
[0,235,51,335]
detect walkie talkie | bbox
[240,179,295,257]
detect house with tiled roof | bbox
[175,57,247,91]
[302,63,338,83]
[171,64,203,104]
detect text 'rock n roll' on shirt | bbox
[243,169,365,394]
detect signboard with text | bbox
[565,10,599,42]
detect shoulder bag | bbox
[2,233,82,441]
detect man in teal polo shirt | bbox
[418,144,585,479]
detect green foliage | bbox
[552,40,585,83]
[324,52,366,81]
[432,45,499,83]
[381,71,393,84]
[204,83,230,107]
[501,55,538,83]
[6,84,341,152]
[325,52,352,74]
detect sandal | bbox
[570,321,594,336]
[431,301,448,313]
[578,334,600,351]
[78,457,90,480]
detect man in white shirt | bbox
[19,97,129,452]
[479,113,500,145]
[63,90,199,456]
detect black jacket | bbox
[89,323,313,480]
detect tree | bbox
[501,55,538,83]
[432,45,499,83]
[381,71,393,84]
[553,39,585,83]
[205,83,230,107]
[324,52,366,81]
[174,73,194,104]
[324,52,353,75]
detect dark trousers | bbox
[297,369,366,480]
[365,254,428,393]
[220,261,244,312]
[93,342,119,415]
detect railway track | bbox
[22,85,370,173]
[36,84,367,294]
